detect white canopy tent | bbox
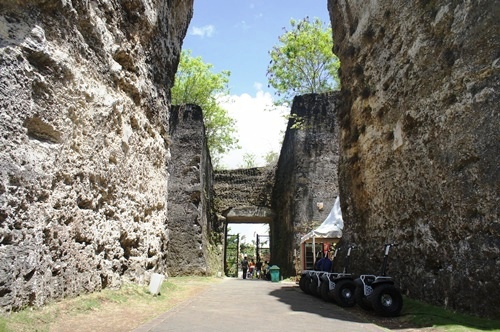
[300,196,344,270]
[300,196,344,244]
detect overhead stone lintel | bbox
[225,206,274,223]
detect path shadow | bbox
[268,283,370,324]
[268,283,500,331]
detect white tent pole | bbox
[312,236,316,267]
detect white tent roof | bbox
[300,196,344,243]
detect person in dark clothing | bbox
[322,254,332,272]
[241,256,249,279]
[315,253,332,272]
[255,260,263,279]
[314,252,324,271]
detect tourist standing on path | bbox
[255,260,263,279]
[249,259,255,278]
[241,256,249,279]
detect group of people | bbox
[240,251,333,279]
[241,257,270,280]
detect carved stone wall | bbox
[271,93,341,277]
[0,0,193,311]
[329,0,499,318]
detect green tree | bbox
[240,240,256,259]
[171,50,239,165]
[267,17,340,105]
[240,152,257,168]
[263,151,279,165]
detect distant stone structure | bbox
[214,167,275,223]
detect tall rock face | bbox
[329,0,499,317]
[167,105,223,276]
[272,93,341,277]
[0,0,193,311]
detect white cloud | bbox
[189,25,215,38]
[219,90,289,169]
[235,20,251,30]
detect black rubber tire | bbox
[303,275,313,295]
[354,284,373,311]
[320,278,335,302]
[332,279,356,307]
[309,275,320,297]
[299,274,308,293]
[368,284,403,317]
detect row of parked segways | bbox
[299,243,403,317]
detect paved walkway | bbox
[133,278,386,332]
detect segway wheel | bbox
[309,276,320,297]
[299,275,308,293]
[368,284,403,317]
[303,275,313,295]
[332,279,356,307]
[320,278,334,302]
[354,284,373,311]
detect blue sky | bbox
[183,1,331,96]
[182,1,331,170]
[182,1,331,241]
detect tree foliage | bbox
[171,50,239,165]
[240,240,256,259]
[267,17,340,105]
[240,152,257,168]
[263,151,279,165]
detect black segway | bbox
[320,245,356,307]
[299,269,312,294]
[354,243,403,317]
[299,271,308,293]
[308,268,325,297]
[300,252,327,297]
[319,248,340,302]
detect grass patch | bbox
[399,297,500,331]
[0,276,221,332]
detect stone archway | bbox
[223,214,272,278]
[225,206,274,223]
[214,168,276,277]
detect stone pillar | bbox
[271,92,341,277]
[167,105,222,276]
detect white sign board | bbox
[149,273,165,295]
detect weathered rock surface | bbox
[214,166,275,222]
[329,0,499,318]
[271,93,341,277]
[0,0,193,311]
[167,105,223,276]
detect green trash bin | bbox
[269,265,280,282]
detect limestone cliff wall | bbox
[167,105,223,276]
[0,0,193,310]
[329,0,499,317]
[272,93,341,277]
